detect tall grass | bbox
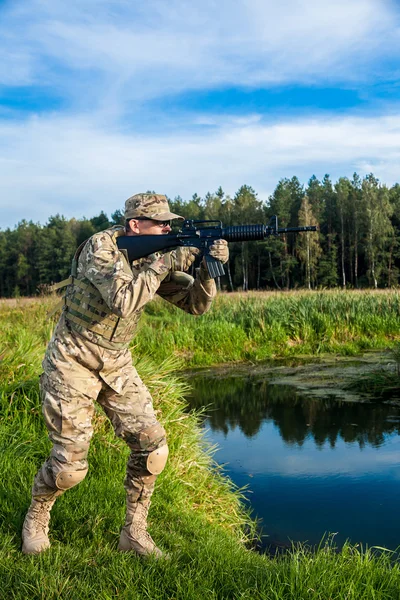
[137,290,400,365]
[1,295,400,599]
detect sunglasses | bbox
[135,217,171,227]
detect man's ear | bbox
[127,219,140,234]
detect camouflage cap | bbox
[125,193,184,221]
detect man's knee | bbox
[147,443,169,475]
[54,468,88,490]
[130,422,169,475]
[51,443,89,491]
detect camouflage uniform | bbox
[22,194,220,557]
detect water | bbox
[186,371,400,551]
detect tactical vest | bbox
[51,227,142,348]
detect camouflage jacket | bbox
[54,226,216,352]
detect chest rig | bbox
[50,227,141,346]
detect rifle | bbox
[117,216,317,279]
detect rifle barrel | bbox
[221,224,317,242]
[277,226,317,233]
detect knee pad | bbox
[50,443,90,490]
[147,444,169,475]
[138,423,169,475]
[55,468,88,490]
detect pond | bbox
[185,358,400,552]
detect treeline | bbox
[0,210,123,297]
[1,173,400,296]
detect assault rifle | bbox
[117,216,317,279]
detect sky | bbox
[1,0,400,229]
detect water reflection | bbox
[186,372,400,550]
[187,376,400,449]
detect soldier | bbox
[22,193,229,558]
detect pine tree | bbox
[306,175,324,224]
[232,185,264,290]
[268,179,302,289]
[349,173,362,287]
[296,196,322,289]
[91,211,110,232]
[37,215,77,284]
[335,177,352,288]
[319,175,338,287]
[388,184,400,286]
[361,175,393,288]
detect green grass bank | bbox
[1,294,400,599]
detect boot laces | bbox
[125,501,161,553]
[29,503,51,533]
[129,520,157,550]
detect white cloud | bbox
[0,0,398,100]
[0,0,399,228]
[1,108,400,228]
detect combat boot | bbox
[21,498,57,555]
[118,499,165,558]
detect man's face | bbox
[128,218,171,236]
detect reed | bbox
[137,289,400,365]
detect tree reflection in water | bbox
[186,375,400,449]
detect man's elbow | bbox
[189,302,213,316]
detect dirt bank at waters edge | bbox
[184,352,400,405]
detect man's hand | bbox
[207,239,229,264]
[199,239,229,280]
[145,253,173,282]
[141,248,199,284]
[173,247,200,271]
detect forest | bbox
[1,172,400,297]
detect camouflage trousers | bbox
[32,359,167,505]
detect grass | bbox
[1,293,400,599]
[136,289,400,365]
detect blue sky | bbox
[1,0,400,228]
